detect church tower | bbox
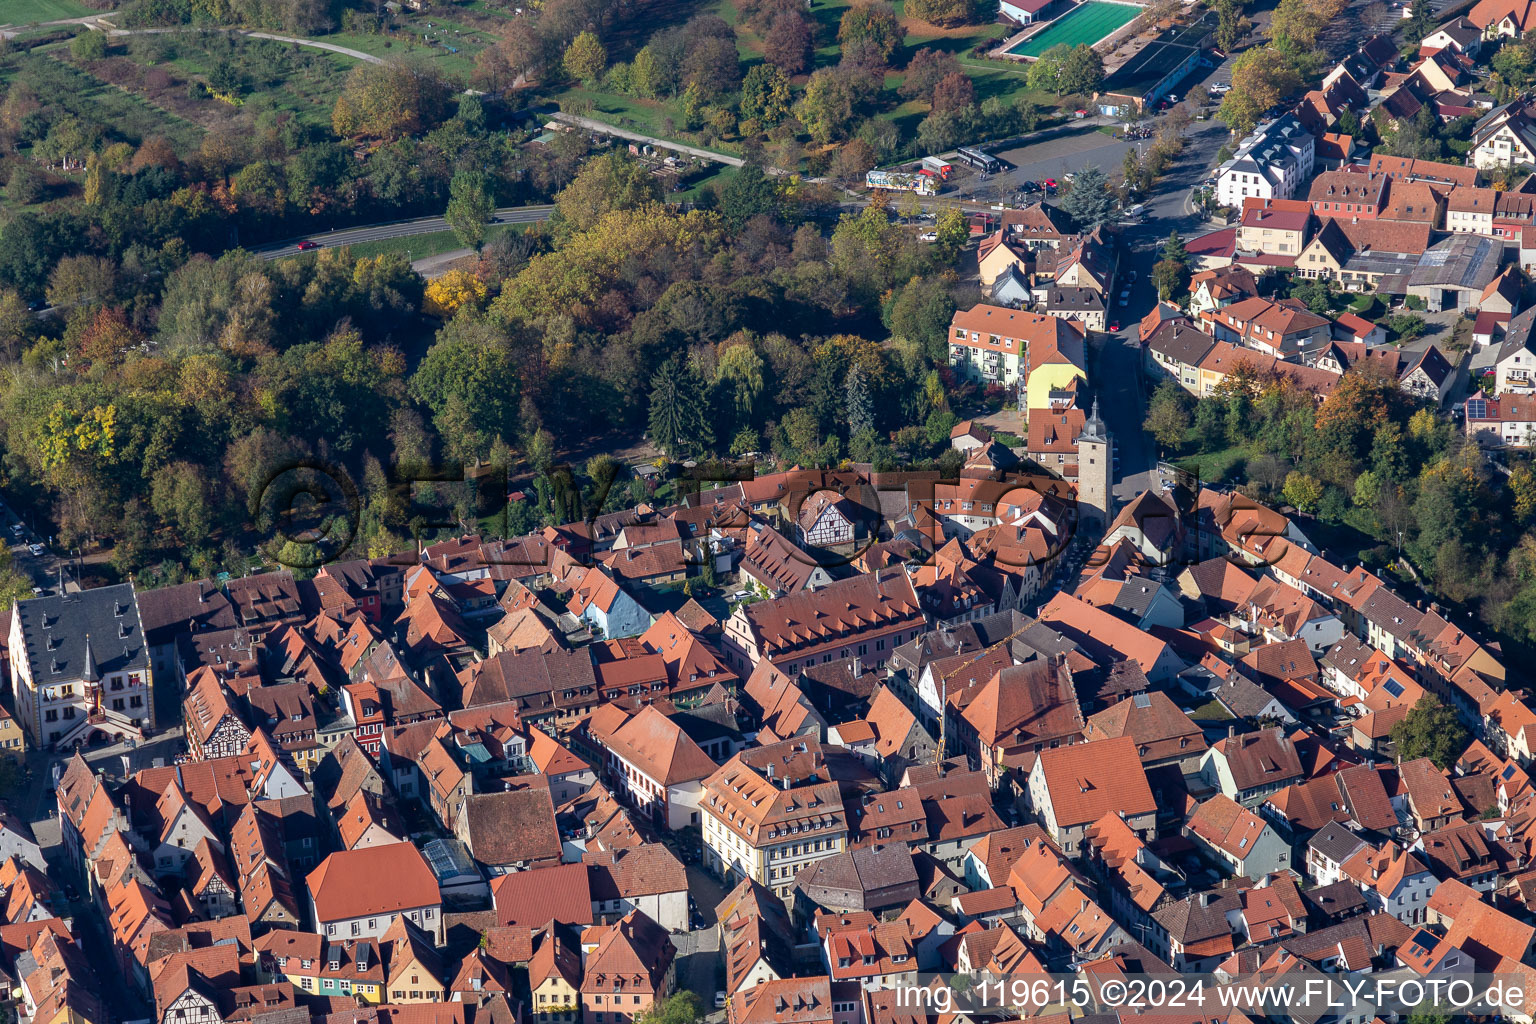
[1076,397,1113,536]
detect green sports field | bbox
[1008,1,1142,57]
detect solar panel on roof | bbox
[1133,692,1152,708]
[1467,397,1487,419]
[1383,679,1404,698]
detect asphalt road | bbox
[253,204,555,260]
[1098,64,1243,502]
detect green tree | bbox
[1282,471,1324,514]
[445,170,494,250]
[1144,381,1190,453]
[1353,468,1383,509]
[1389,696,1469,769]
[718,164,779,228]
[740,64,791,126]
[1210,0,1251,52]
[934,207,969,262]
[1057,165,1116,229]
[1152,258,1190,301]
[1161,231,1189,267]
[636,992,702,1024]
[1385,312,1427,342]
[70,29,108,60]
[648,358,714,459]
[1384,105,1445,161]
[410,319,522,464]
[1403,0,1435,42]
[1060,44,1105,94]
[563,31,608,83]
[150,461,214,547]
[1493,39,1536,92]
[716,341,765,424]
[0,546,34,614]
[1291,276,1338,315]
[1027,44,1073,95]
[845,362,873,438]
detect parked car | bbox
[919,231,938,242]
[29,544,44,556]
[1108,321,1121,332]
[715,993,728,1009]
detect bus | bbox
[955,146,1001,173]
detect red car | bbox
[297,240,320,251]
[1108,321,1121,332]
[1043,178,1058,188]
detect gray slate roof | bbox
[15,583,148,686]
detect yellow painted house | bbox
[948,305,1088,415]
[384,915,448,1004]
[0,701,26,760]
[530,930,583,1024]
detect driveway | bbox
[673,923,723,1009]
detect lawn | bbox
[278,223,523,263]
[127,35,354,129]
[525,0,1068,168]
[1006,0,1142,57]
[1,0,97,24]
[0,50,206,153]
[1174,443,1252,486]
[318,29,480,77]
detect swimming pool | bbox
[1007,1,1142,58]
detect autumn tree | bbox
[562,31,608,82]
[901,49,965,101]
[930,72,976,113]
[907,0,975,24]
[423,270,488,318]
[829,139,877,183]
[1218,46,1301,136]
[740,64,792,127]
[764,12,813,75]
[552,151,664,237]
[838,0,902,64]
[797,68,862,144]
[331,60,454,139]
